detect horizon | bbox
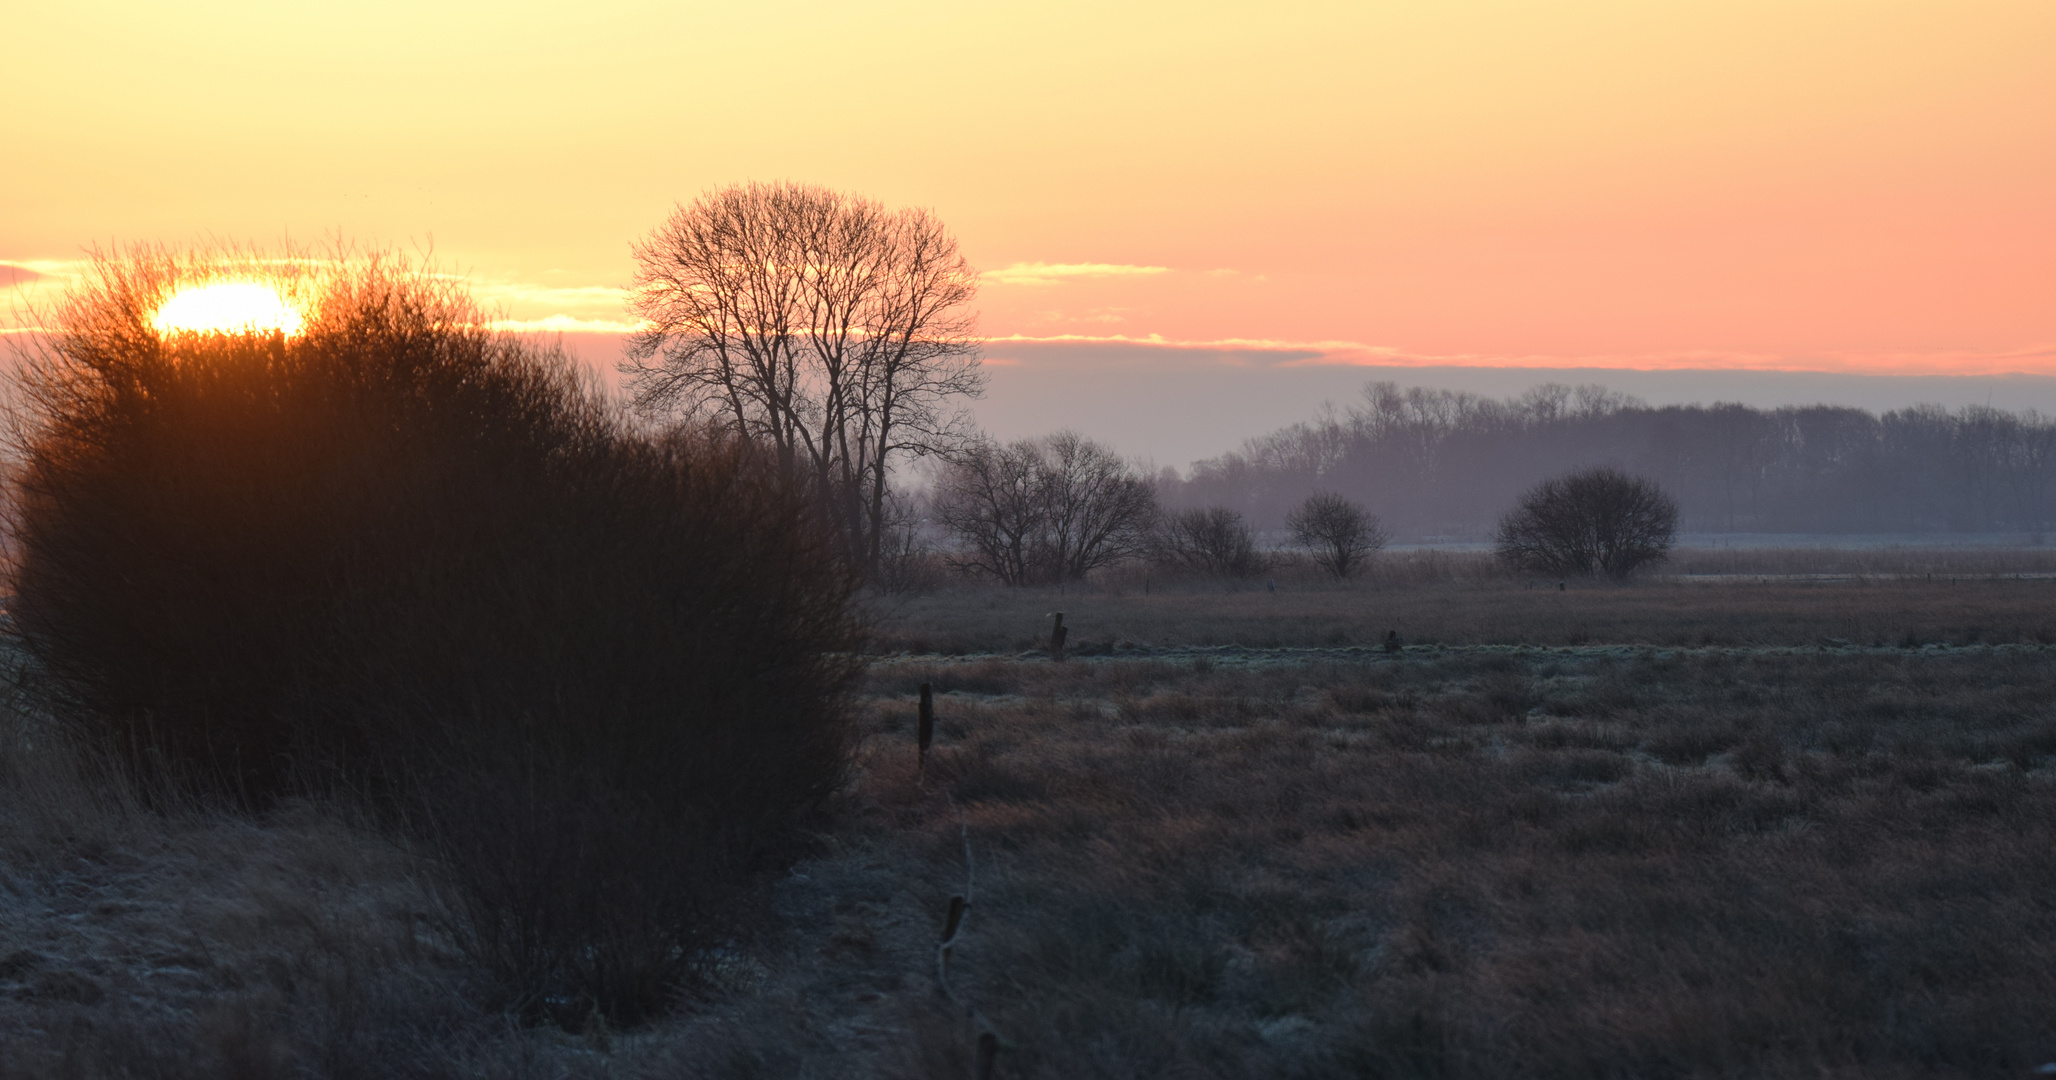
[544,331,2056,470]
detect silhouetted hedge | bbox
[6,249,863,1022]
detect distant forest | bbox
[1164,382,2056,540]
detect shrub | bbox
[871,490,946,595]
[1495,466,1678,579]
[1156,506,1268,579]
[931,431,1156,584]
[5,246,863,1023]
[1287,492,1387,579]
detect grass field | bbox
[871,571,2056,655]
[5,558,2056,1077]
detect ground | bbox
[4,564,2056,1078]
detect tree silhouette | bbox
[1495,467,1677,578]
[624,182,984,573]
[1159,506,1268,579]
[932,431,1156,584]
[1287,492,1387,578]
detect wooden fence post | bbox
[918,683,935,772]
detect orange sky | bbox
[5,1,2053,376]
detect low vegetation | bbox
[848,644,2056,1077]
[7,561,2056,1076]
[868,568,2056,656]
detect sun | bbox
[150,281,305,337]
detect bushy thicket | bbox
[931,431,1157,585]
[1154,506,1267,579]
[1496,467,1679,578]
[5,248,862,1023]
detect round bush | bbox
[1494,466,1678,579]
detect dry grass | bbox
[868,570,2056,654]
[1661,544,2056,577]
[8,578,2056,1076]
[830,645,2056,1077]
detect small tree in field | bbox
[1495,466,1677,578]
[1158,506,1267,579]
[1288,492,1387,578]
[932,431,1156,584]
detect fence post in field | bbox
[938,893,968,983]
[931,798,1003,1075]
[1049,612,1067,660]
[976,1032,999,1080]
[918,683,935,772]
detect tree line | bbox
[1168,382,2056,538]
[918,431,1394,586]
[621,182,2045,587]
[621,181,1372,588]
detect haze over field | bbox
[7,1,2053,469]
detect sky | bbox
[6,1,2053,465]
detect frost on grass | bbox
[7,587,2056,1077]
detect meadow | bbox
[874,551,2056,655]
[5,558,2056,1077]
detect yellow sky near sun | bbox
[4,1,2052,374]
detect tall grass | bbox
[4,246,863,1023]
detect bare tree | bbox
[623,182,984,572]
[1495,467,1677,578]
[932,432,1157,585]
[870,488,943,595]
[1287,492,1387,578]
[1158,506,1267,579]
[930,440,1045,585]
[1037,431,1157,581]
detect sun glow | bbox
[151,282,304,337]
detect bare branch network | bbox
[624,182,985,573]
[1495,467,1679,579]
[932,432,1158,586]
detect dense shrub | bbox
[1495,466,1678,578]
[931,431,1157,585]
[1156,506,1268,579]
[1286,492,1387,578]
[5,247,863,1023]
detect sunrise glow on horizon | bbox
[5,1,2052,380]
[149,282,305,338]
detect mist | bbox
[1163,380,2056,542]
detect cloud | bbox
[465,280,637,334]
[468,282,628,310]
[488,315,641,334]
[0,263,48,287]
[983,334,1327,369]
[981,262,1172,287]
[982,334,2056,379]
